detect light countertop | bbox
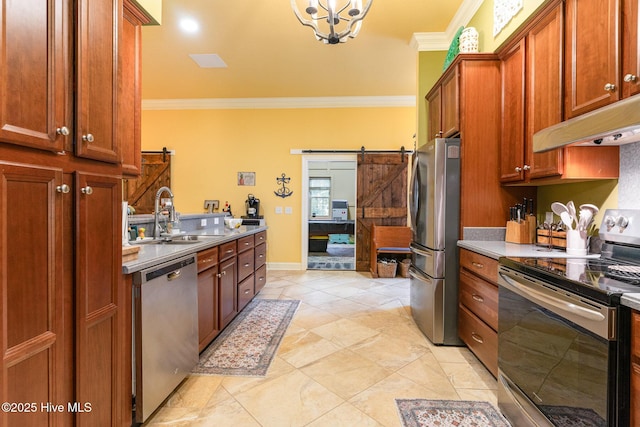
[457,240,599,260]
[122,225,267,274]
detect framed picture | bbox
[237,172,255,186]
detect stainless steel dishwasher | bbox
[132,254,198,423]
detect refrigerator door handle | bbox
[410,243,433,257]
[409,153,420,229]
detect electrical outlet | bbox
[285,207,293,214]
[200,219,207,227]
[275,206,283,214]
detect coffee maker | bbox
[244,194,262,219]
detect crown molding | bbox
[410,0,484,51]
[142,96,416,110]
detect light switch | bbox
[275,206,283,214]
[200,219,207,227]
[285,207,293,214]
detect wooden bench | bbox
[369,224,412,277]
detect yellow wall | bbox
[141,107,415,265]
[416,51,448,148]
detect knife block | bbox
[505,220,534,244]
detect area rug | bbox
[396,399,511,427]
[307,255,355,270]
[192,299,300,377]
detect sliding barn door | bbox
[356,153,410,271]
[123,152,172,214]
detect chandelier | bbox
[290,0,373,44]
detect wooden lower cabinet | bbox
[238,275,255,311]
[255,264,267,293]
[197,246,220,352]
[458,248,499,377]
[218,257,238,331]
[631,310,640,425]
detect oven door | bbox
[497,266,616,427]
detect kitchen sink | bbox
[131,235,211,245]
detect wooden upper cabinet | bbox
[525,3,564,180]
[564,0,620,119]
[499,0,619,185]
[0,0,70,153]
[622,0,640,98]
[426,65,459,140]
[120,0,151,176]
[75,0,120,163]
[499,39,526,183]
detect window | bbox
[309,177,331,218]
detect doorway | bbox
[301,155,357,270]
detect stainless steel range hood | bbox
[533,95,640,152]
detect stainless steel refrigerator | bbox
[409,138,463,345]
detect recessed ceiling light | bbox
[179,18,199,33]
[189,54,227,69]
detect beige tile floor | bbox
[145,270,497,426]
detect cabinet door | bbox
[198,265,219,351]
[565,0,620,118]
[500,39,526,183]
[526,3,564,179]
[120,0,144,176]
[0,163,69,427]
[75,172,122,426]
[426,87,442,140]
[75,0,120,163]
[218,257,237,330]
[622,0,640,98]
[441,67,460,137]
[0,0,69,152]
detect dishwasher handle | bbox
[141,256,196,283]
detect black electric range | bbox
[501,208,640,306]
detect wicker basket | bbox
[377,261,397,278]
[398,259,411,278]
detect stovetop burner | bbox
[606,264,640,284]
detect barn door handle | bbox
[360,146,365,162]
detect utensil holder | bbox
[566,229,588,256]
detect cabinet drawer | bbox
[255,230,267,245]
[458,303,498,378]
[632,311,640,361]
[255,264,267,293]
[219,241,237,261]
[255,242,267,269]
[459,249,498,284]
[459,268,498,331]
[238,274,255,311]
[237,235,255,252]
[197,246,219,273]
[238,248,255,283]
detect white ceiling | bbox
[140,0,468,101]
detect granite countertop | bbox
[457,240,600,260]
[122,225,267,274]
[621,294,640,311]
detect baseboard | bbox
[266,262,305,270]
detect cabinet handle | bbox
[258,254,264,258]
[56,184,70,194]
[82,133,95,142]
[471,332,484,344]
[245,242,250,246]
[258,277,264,282]
[471,294,484,303]
[624,74,638,83]
[523,164,530,171]
[471,262,484,269]
[244,289,250,294]
[244,263,250,267]
[434,131,443,138]
[226,249,233,254]
[604,83,616,92]
[515,166,522,172]
[217,270,227,278]
[80,186,93,195]
[56,126,70,136]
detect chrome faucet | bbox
[154,186,177,239]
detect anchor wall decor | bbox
[274,173,293,198]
